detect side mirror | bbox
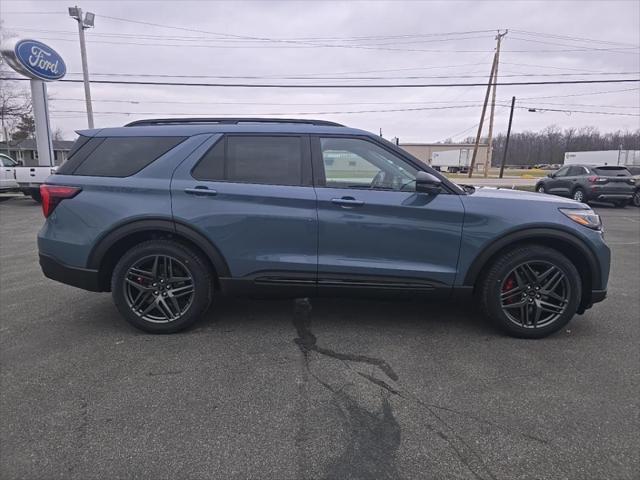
[415,171,442,194]
[547,172,555,178]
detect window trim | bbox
[190,133,313,187]
[310,134,457,194]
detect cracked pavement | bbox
[1,197,639,479]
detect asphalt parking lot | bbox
[1,196,638,480]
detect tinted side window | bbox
[227,136,302,185]
[191,138,224,181]
[192,136,304,186]
[71,136,186,177]
[56,137,104,175]
[554,167,570,177]
[568,166,585,176]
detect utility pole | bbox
[499,96,516,179]
[69,6,95,128]
[484,30,508,177]
[467,53,497,178]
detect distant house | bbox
[0,139,74,166]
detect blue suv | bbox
[37,118,610,338]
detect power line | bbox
[509,35,639,52]
[510,29,638,48]
[518,86,640,100]
[4,76,639,89]
[8,26,496,47]
[514,105,639,117]
[41,103,638,117]
[60,71,639,80]
[55,71,640,81]
[29,34,640,54]
[47,97,639,109]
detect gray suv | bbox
[536,164,635,207]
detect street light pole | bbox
[69,6,95,129]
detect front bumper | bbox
[39,253,102,292]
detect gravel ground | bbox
[1,197,638,480]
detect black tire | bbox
[633,190,640,208]
[111,239,213,333]
[572,187,586,203]
[535,184,546,194]
[479,245,582,339]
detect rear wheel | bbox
[572,188,586,203]
[479,245,581,339]
[111,240,213,333]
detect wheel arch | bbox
[88,218,230,292]
[464,227,601,311]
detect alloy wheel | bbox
[537,186,545,193]
[124,255,195,323]
[573,190,584,202]
[500,261,570,329]
[633,191,640,207]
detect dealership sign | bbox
[1,39,66,81]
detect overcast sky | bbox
[1,0,639,141]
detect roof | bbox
[0,139,74,150]
[400,143,488,147]
[78,118,370,138]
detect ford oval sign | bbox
[0,39,66,81]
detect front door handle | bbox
[184,186,217,196]
[331,196,364,207]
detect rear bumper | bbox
[39,253,102,292]
[593,194,633,201]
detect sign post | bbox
[0,39,67,167]
[29,79,54,166]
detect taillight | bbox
[587,176,607,184]
[40,184,81,218]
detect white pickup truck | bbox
[14,165,57,202]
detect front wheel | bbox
[111,240,213,333]
[479,245,582,339]
[536,184,546,194]
[633,190,640,207]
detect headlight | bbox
[559,208,602,230]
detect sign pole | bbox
[29,79,54,167]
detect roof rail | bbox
[124,117,344,127]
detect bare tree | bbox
[0,62,33,150]
[52,128,65,141]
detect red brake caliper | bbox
[502,275,515,304]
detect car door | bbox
[567,165,588,192]
[547,165,571,195]
[0,154,18,190]
[312,135,465,293]
[171,133,318,294]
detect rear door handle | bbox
[184,186,217,196]
[331,197,364,207]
